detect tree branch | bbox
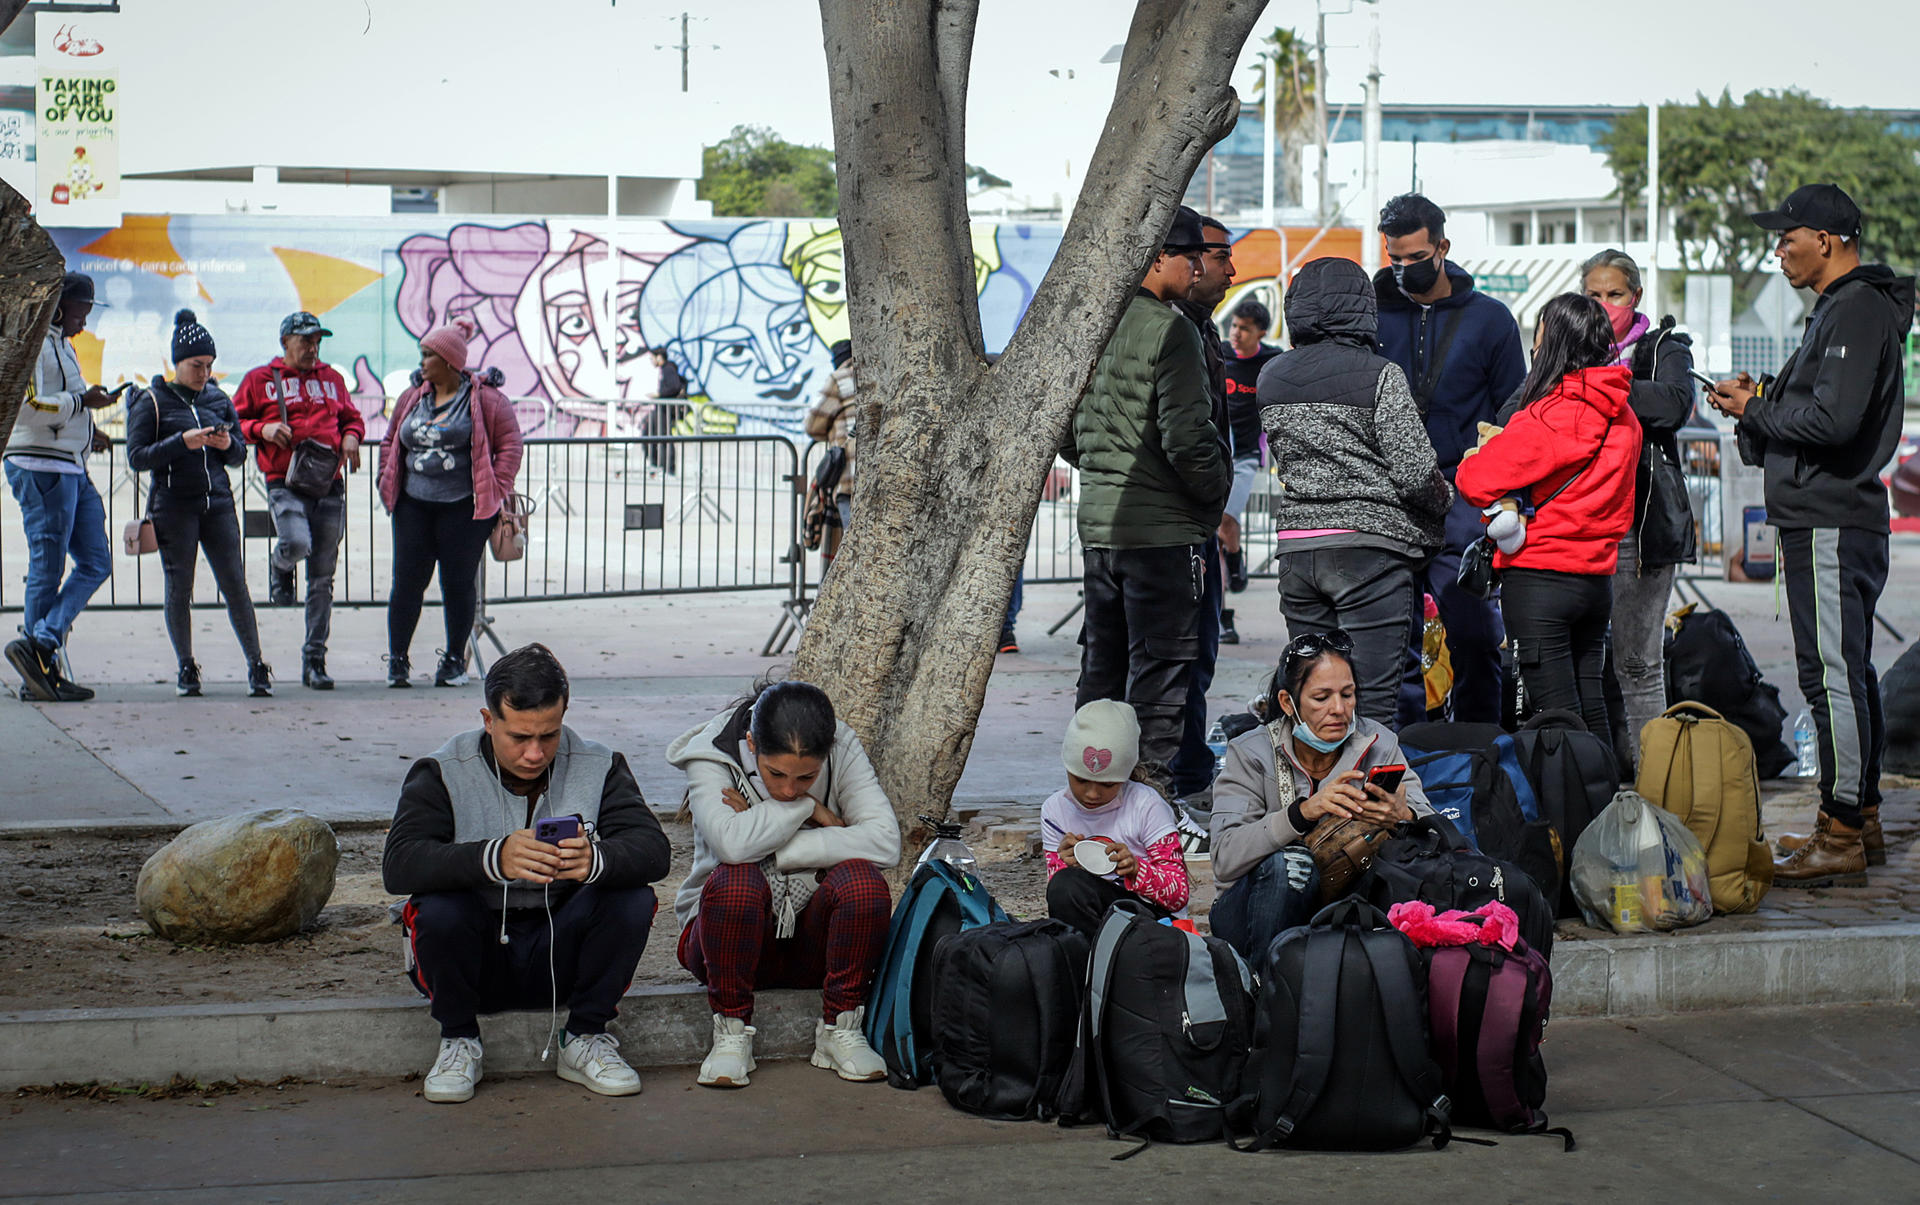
[0,180,67,451]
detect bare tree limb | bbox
[0,2,32,37]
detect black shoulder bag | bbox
[272,368,343,498]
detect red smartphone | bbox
[1366,764,1407,795]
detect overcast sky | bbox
[646,0,1917,199]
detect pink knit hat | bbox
[420,315,477,373]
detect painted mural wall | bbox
[53,215,1356,441]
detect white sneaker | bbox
[698,1013,757,1088]
[811,1007,886,1082]
[556,1031,642,1097]
[422,1037,483,1104]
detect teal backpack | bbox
[865,857,1008,1088]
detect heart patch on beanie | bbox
[1082,746,1112,774]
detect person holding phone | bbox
[3,273,117,703]
[1208,631,1433,960]
[383,644,670,1103]
[125,311,269,699]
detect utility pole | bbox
[655,12,718,94]
[1314,7,1329,224]
[1262,48,1276,229]
[1360,0,1381,275]
[1645,100,1662,315]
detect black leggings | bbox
[1500,567,1613,739]
[388,494,495,662]
[153,505,262,667]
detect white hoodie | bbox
[665,708,901,929]
[5,328,95,469]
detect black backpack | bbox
[1665,606,1794,778]
[1506,710,1619,918]
[1227,897,1453,1152]
[1363,815,1556,961]
[928,919,1089,1121]
[1058,901,1254,1152]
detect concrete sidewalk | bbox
[3,1003,1916,1202]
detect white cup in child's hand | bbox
[1074,840,1116,876]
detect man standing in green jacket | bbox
[1063,207,1234,773]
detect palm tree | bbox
[1244,27,1317,208]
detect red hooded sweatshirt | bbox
[231,357,365,485]
[1455,364,1642,575]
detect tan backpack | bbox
[1634,702,1773,913]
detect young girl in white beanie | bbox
[1041,699,1191,934]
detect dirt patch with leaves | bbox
[0,823,1051,1012]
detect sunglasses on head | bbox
[1281,629,1354,671]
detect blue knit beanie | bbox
[171,309,216,363]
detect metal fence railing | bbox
[0,436,804,618]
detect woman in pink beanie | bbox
[378,316,524,687]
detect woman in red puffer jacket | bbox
[1456,293,1643,738]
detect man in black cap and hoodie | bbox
[1062,206,1232,775]
[1709,183,1916,887]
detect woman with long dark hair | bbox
[667,679,901,1089]
[1457,293,1643,738]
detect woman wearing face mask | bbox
[1578,249,1698,768]
[125,311,270,698]
[1460,294,1644,741]
[1207,632,1433,961]
[667,678,902,1090]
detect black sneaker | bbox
[301,656,333,690]
[176,660,203,697]
[434,649,470,688]
[997,629,1019,655]
[5,638,57,702]
[269,566,296,606]
[248,662,273,698]
[44,666,94,702]
[1219,608,1240,646]
[386,654,412,688]
[1225,549,1249,594]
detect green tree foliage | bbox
[699,125,838,218]
[1246,26,1315,140]
[1603,90,1920,300]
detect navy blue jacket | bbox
[1372,262,1526,469]
[125,376,247,513]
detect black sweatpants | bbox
[152,503,262,668]
[1500,567,1613,741]
[388,493,495,663]
[1078,544,1207,774]
[1045,865,1167,936]
[403,883,658,1040]
[1779,527,1888,828]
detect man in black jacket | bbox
[384,643,671,1102]
[1710,184,1916,887]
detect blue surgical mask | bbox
[1286,711,1348,753]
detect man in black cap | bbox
[3,273,116,702]
[1709,183,1916,887]
[1061,205,1232,773]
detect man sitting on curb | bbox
[383,643,671,1103]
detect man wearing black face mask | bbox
[1372,193,1525,725]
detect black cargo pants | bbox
[1076,543,1206,774]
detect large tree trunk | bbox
[797,0,1265,849]
[0,180,67,451]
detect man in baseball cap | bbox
[1706,182,1916,887]
[279,311,333,340]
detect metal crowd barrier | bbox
[0,435,804,619]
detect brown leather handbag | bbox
[1268,724,1395,904]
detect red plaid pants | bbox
[677,859,891,1022]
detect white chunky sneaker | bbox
[811,1007,886,1082]
[422,1037,483,1104]
[556,1031,642,1097]
[697,1013,757,1088]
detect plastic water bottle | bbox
[1793,711,1818,778]
[913,814,979,881]
[1206,720,1229,780]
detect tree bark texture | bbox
[798,0,1265,848]
[0,179,67,452]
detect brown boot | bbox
[1772,813,1869,888]
[1777,806,1884,866]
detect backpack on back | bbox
[1228,897,1452,1152]
[866,860,1009,1089]
[1060,901,1254,1150]
[1635,702,1773,913]
[1363,815,1556,961]
[1507,709,1620,917]
[1400,721,1562,907]
[1665,605,1794,778]
[928,918,1089,1121]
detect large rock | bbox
[136,809,339,944]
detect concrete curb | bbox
[4,925,1916,1089]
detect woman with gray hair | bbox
[1579,248,1699,767]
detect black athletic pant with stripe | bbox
[1778,527,1888,829]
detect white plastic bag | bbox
[1570,789,1713,933]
